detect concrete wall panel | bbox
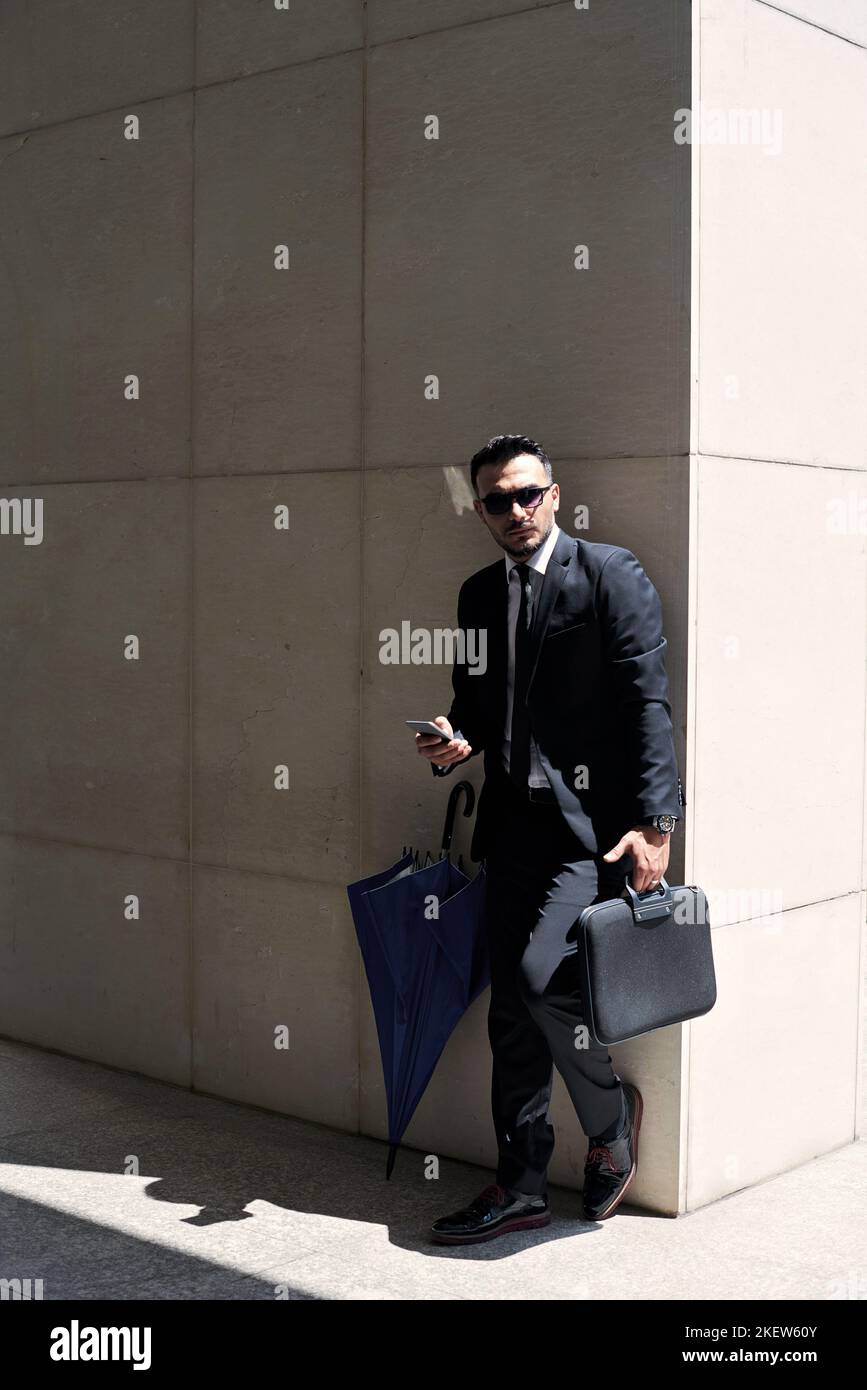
[697,0,867,469]
[0,480,190,858]
[0,0,195,137]
[0,97,193,486]
[193,865,358,1130]
[196,0,363,87]
[193,473,361,881]
[364,1,691,466]
[0,834,191,1085]
[194,57,363,476]
[685,892,862,1208]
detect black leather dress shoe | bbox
[430,1183,550,1245]
[582,1081,643,1221]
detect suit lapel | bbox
[527,527,574,691]
[485,561,509,738]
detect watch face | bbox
[657,815,676,834]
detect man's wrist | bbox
[634,823,669,847]
[639,813,678,836]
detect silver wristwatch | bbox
[648,814,678,835]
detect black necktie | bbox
[509,563,534,787]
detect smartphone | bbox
[405,720,451,741]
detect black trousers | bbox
[483,780,633,1197]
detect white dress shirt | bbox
[503,521,561,787]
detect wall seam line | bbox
[188,0,198,1096]
[357,0,369,1142]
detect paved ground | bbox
[0,1037,863,1301]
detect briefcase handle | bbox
[622,877,674,925]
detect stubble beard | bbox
[497,512,554,560]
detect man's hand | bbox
[414,715,472,769]
[603,825,670,893]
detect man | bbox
[414,435,683,1244]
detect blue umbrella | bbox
[346,783,490,1177]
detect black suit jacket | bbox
[433,527,684,861]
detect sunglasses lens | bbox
[484,487,545,515]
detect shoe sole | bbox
[583,1084,643,1222]
[430,1210,551,1245]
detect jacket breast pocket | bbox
[537,618,600,704]
[543,620,589,641]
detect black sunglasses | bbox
[479,484,554,516]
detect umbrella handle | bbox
[441,780,475,857]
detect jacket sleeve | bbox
[595,548,684,821]
[431,579,486,779]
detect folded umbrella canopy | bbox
[346,782,490,1177]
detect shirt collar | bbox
[504,520,562,579]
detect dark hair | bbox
[469,434,552,495]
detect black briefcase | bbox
[575,878,717,1045]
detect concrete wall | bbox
[683,0,867,1208]
[8,1,860,1217]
